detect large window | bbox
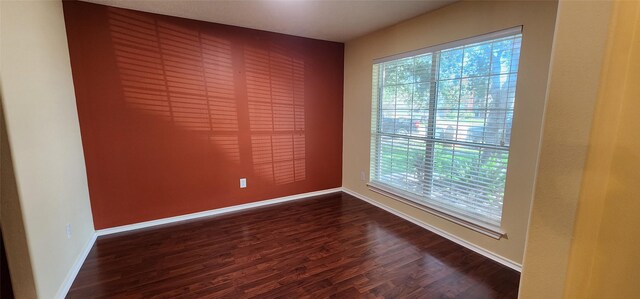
[369,27,522,235]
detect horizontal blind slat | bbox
[370,31,522,227]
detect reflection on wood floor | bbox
[67,192,519,298]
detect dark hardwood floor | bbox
[67,192,520,298]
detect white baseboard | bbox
[341,187,523,272]
[56,187,341,299]
[56,185,518,299]
[96,187,342,236]
[55,232,97,299]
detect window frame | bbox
[368,26,523,239]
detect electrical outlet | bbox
[240,178,247,188]
[66,223,72,239]
[360,171,366,181]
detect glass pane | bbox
[488,74,509,109]
[408,83,428,137]
[491,38,514,75]
[378,135,394,177]
[390,137,410,188]
[435,79,460,141]
[504,110,514,146]
[395,83,413,110]
[431,143,509,221]
[412,82,430,110]
[410,109,428,137]
[462,43,491,77]
[507,73,518,108]
[414,54,433,83]
[384,57,414,86]
[510,38,522,73]
[381,85,396,110]
[383,63,398,86]
[459,77,489,142]
[396,110,412,135]
[407,139,427,191]
[438,48,463,80]
[397,57,414,85]
[436,79,460,110]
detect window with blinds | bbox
[369,27,522,232]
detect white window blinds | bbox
[369,27,522,232]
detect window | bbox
[369,27,522,237]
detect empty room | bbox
[1,0,639,298]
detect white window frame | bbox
[368,27,523,239]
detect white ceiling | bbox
[81,0,455,42]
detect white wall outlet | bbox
[360,171,366,181]
[66,223,72,239]
[240,178,247,188]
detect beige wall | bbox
[517,1,614,298]
[1,100,38,299]
[562,1,640,298]
[343,0,557,265]
[0,1,95,298]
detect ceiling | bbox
[81,0,455,42]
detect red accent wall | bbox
[63,1,344,229]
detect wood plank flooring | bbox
[67,192,520,298]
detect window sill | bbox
[367,182,506,240]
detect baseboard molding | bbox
[55,186,518,299]
[55,188,340,298]
[96,187,342,236]
[341,187,523,272]
[55,231,97,299]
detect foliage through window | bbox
[370,28,522,228]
